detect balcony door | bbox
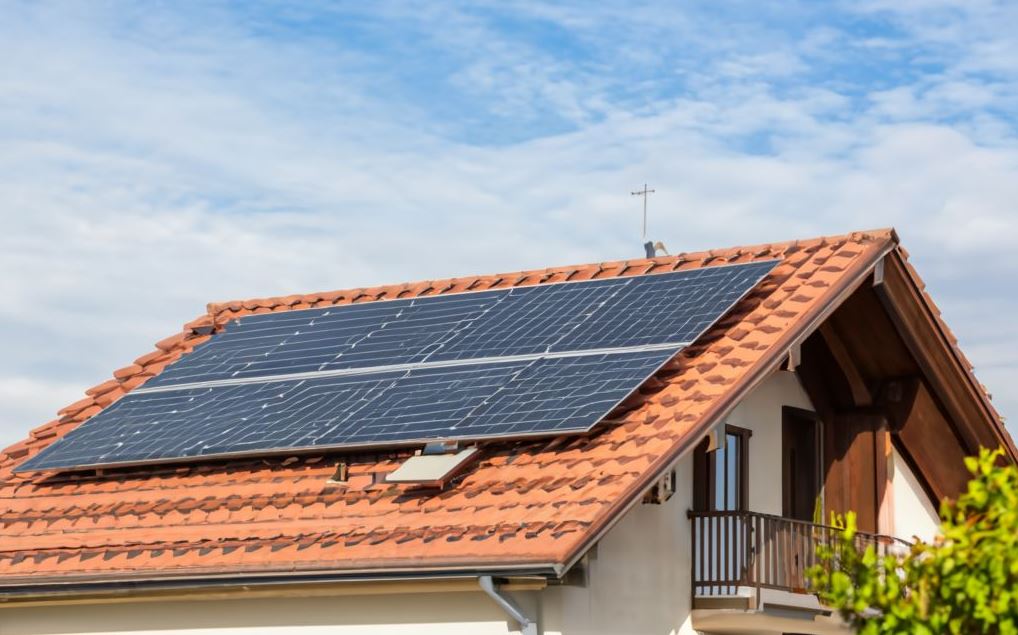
[692,426,751,596]
[782,407,822,522]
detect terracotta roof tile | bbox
[0,228,952,584]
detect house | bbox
[0,228,1011,635]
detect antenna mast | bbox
[631,183,655,241]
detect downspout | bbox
[479,576,538,635]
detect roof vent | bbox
[644,241,669,258]
[326,462,349,485]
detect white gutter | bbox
[479,576,538,635]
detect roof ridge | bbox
[205,227,897,320]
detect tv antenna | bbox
[631,183,655,241]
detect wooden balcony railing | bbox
[689,510,910,601]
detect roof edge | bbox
[205,228,899,319]
[884,249,1017,460]
[559,232,899,574]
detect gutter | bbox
[480,575,538,635]
[0,566,556,607]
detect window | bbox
[694,425,751,511]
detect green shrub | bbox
[809,447,1018,634]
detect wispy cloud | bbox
[1,0,1016,446]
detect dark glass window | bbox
[694,425,751,511]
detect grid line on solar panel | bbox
[145,261,777,389]
[130,342,684,395]
[17,349,674,471]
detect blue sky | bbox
[1,0,1017,447]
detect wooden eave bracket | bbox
[785,342,802,371]
[818,321,873,407]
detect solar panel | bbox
[18,350,673,471]
[146,261,777,388]
[17,260,778,472]
[434,262,773,359]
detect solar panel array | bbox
[145,263,774,388]
[18,260,777,472]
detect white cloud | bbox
[0,378,85,434]
[0,1,1016,449]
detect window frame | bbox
[693,424,752,512]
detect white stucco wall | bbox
[0,592,518,635]
[541,452,697,635]
[890,446,941,544]
[725,370,815,517]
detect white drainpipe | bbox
[479,575,538,635]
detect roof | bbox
[0,228,1003,588]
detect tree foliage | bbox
[809,447,1018,634]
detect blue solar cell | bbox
[574,262,772,347]
[146,261,776,388]
[146,291,503,388]
[436,260,776,359]
[18,350,673,471]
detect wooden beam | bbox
[800,270,986,512]
[879,377,921,434]
[827,285,918,380]
[875,252,1013,458]
[876,427,894,536]
[824,412,883,533]
[881,377,971,502]
[799,330,858,419]
[819,322,873,407]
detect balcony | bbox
[689,510,909,614]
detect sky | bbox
[1,0,1016,448]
